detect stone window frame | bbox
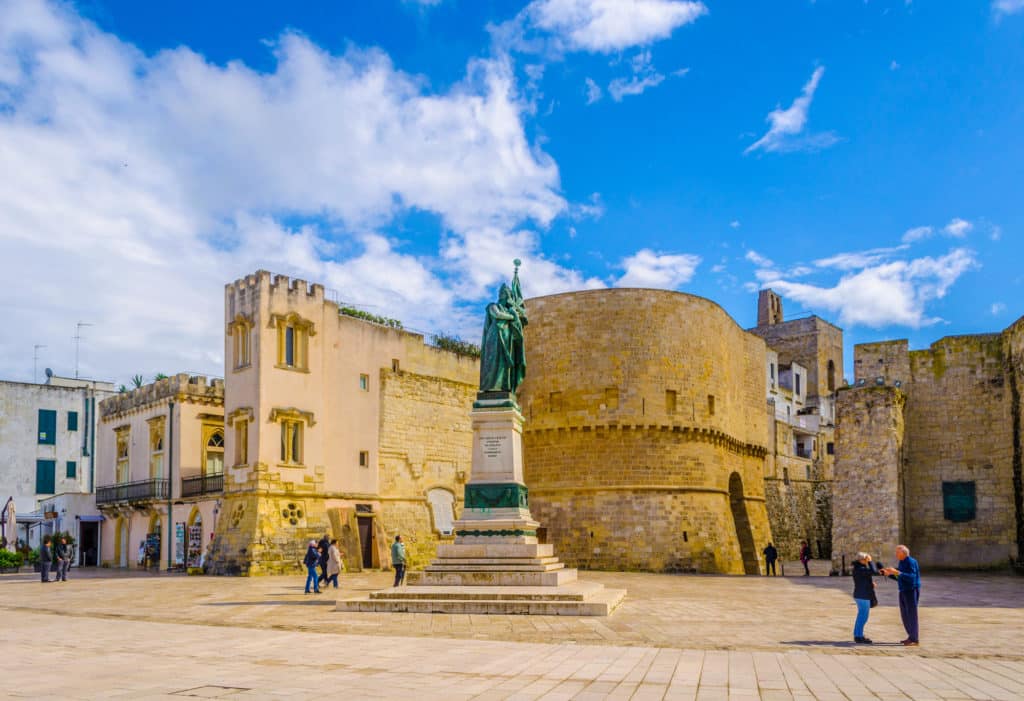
[227,313,254,371]
[269,407,315,468]
[201,422,225,476]
[227,407,253,468]
[358,450,369,468]
[147,416,166,479]
[359,373,370,392]
[270,313,316,373]
[115,426,130,484]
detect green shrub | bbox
[27,548,39,565]
[431,333,481,358]
[339,306,403,329]
[0,550,23,569]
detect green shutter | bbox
[68,411,79,431]
[943,481,976,523]
[36,460,56,494]
[66,461,77,479]
[38,409,57,445]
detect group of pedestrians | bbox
[850,544,921,646]
[38,535,72,583]
[761,540,813,576]
[303,534,344,594]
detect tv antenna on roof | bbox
[74,321,93,379]
[33,344,47,383]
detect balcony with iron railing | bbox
[180,473,224,498]
[96,478,169,505]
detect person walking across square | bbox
[799,541,811,576]
[303,541,321,594]
[881,544,921,646]
[39,536,52,583]
[391,535,406,587]
[325,539,343,589]
[55,536,71,582]
[762,543,778,576]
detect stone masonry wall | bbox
[376,368,476,569]
[904,335,1016,567]
[832,386,905,571]
[520,289,773,574]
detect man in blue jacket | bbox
[881,544,921,646]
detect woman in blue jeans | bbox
[851,551,880,643]
[303,541,321,594]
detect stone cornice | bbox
[524,423,768,458]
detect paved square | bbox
[2,566,1022,699]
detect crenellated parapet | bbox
[99,373,224,419]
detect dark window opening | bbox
[943,481,976,522]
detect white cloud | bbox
[890,60,900,71]
[584,77,603,104]
[767,248,979,328]
[944,217,973,237]
[729,220,741,229]
[0,0,597,383]
[745,250,775,268]
[901,226,933,243]
[994,0,1024,18]
[991,225,1002,241]
[609,72,665,101]
[992,302,1007,315]
[524,0,708,53]
[744,67,839,155]
[814,246,908,271]
[616,249,701,288]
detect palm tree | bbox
[154,373,169,382]
[131,374,144,389]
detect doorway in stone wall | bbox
[729,472,760,575]
[357,516,374,569]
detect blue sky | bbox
[2,0,1023,385]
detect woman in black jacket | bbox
[852,551,880,643]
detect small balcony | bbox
[96,478,169,505]
[181,473,224,498]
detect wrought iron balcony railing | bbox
[180,473,224,498]
[96,478,169,505]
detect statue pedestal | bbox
[337,397,626,615]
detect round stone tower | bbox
[518,288,773,574]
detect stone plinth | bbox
[337,399,626,616]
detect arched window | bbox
[827,360,836,392]
[427,488,456,536]
[204,429,224,475]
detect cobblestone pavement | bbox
[2,566,1023,699]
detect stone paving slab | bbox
[4,609,1024,700]
[1,566,1022,659]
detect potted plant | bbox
[0,550,23,573]
[27,548,40,572]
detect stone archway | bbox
[729,472,760,575]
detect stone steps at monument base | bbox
[336,586,626,616]
[422,562,565,573]
[425,556,563,567]
[436,543,555,559]
[368,581,604,601]
[407,567,578,587]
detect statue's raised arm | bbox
[478,260,527,395]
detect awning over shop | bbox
[76,515,105,522]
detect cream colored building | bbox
[95,375,224,570]
[207,271,479,575]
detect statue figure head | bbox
[498,283,513,306]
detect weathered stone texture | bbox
[903,335,1016,567]
[832,386,905,570]
[519,289,773,574]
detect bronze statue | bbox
[479,260,527,394]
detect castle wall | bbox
[375,368,476,569]
[903,335,1016,567]
[853,340,911,385]
[1004,318,1024,564]
[519,289,772,574]
[832,386,905,570]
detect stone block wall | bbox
[519,289,773,574]
[903,335,1016,567]
[376,368,476,569]
[832,386,905,571]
